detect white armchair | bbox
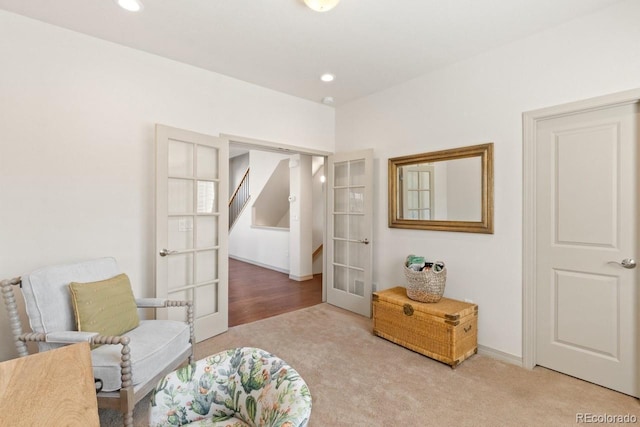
[0,257,195,427]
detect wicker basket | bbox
[403,262,447,303]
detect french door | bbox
[155,124,229,342]
[326,149,374,317]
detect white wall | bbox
[229,153,249,196]
[251,158,290,227]
[311,164,325,274]
[432,162,448,219]
[335,0,640,358]
[289,154,313,281]
[0,11,334,362]
[446,157,481,221]
[229,151,292,272]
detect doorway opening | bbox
[225,135,331,325]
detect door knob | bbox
[609,258,636,269]
[620,258,637,269]
[159,248,177,257]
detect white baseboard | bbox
[289,274,314,281]
[477,344,523,367]
[228,255,289,275]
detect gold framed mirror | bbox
[388,143,494,233]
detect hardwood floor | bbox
[228,258,323,327]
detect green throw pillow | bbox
[69,273,140,345]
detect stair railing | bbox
[229,168,250,230]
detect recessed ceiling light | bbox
[320,73,335,83]
[115,0,144,12]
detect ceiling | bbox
[0,0,625,106]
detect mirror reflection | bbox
[388,143,493,233]
[397,157,482,221]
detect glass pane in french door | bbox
[168,216,194,250]
[168,140,193,177]
[196,216,218,248]
[167,139,221,317]
[195,283,218,317]
[197,145,219,180]
[168,179,194,214]
[348,268,364,297]
[349,159,365,185]
[167,253,193,290]
[196,181,217,213]
[332,159,366,297]
[333,265,348,292]
[195,250,218,283]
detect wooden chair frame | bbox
[1,276,195,427]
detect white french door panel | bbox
[326,149,373,317]
[155,124,229,342]
[535,102,638,396]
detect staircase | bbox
[229,168,250,229]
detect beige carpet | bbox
[100,303,639,426]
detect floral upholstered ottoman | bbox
[149,347,312,427]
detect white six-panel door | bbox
[535,102,638,396]
[156,125,229,342]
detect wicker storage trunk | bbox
[373,286,478,368]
